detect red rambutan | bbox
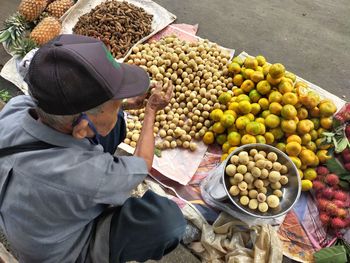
[317,198,330,211]
[319,213,330,226]
[334,191,348,202]
[313,181,326,192]
[325,173,340,186]
[333,200,348,208]
[316,166,329,176]
[326,203,338,216]
[331,217,347,229]
[336,208,348,219]
[322,188,335,200]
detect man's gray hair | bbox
[35,105,103,130]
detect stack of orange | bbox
[202,55,337,191]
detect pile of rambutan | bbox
[313,166,350,231]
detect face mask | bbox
[73,113,100,145]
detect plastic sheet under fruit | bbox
[60,0,176,62]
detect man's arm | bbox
[134,82,173,171]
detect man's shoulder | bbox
[0,95,34,118]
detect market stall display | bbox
[124,35,231,151]
[73,1,153,59]
[202,54,337,192]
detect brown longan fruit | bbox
[229,185,240,196]
[240,196,250,206]
[258,202,268,212]
[248,199,258,210]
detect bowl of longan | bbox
[222,143,301,219]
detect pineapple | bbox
[0,12,29,48]
[30,16,61,46]
[11,38,38,58]
[47,0,74,19]
[18,0,48,22]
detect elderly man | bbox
[0,34,186,263]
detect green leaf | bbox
[314,245,347,263]
[326,158,349,178]
[323,132,335,137]
[154,148,162,158]
[336,138,349,153]
[339,180,350,190]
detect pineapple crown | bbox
[26,34,149,115]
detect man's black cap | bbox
[25,34,150,115]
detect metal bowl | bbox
[222,143,301,219]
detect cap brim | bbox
[111,64,150,99]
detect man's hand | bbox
[123,93,148,110]
[146,81,173,111]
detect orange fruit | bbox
[306,141,317,152]
[228,62,241,74]
[258,98,270,110]
[246,121,262,135]
[241,79,255,93]
[281,104,297,120]
[222,142,231,153]
[304,168,317,181]
[285,71,296,82]
[317,127,326,138]
[310,130,318,141]
[319,101,337,117]
[236,94,250,102]
[290,156,302,168]
[256,135,266,144]
[232,56,244,66]
[249,89,261,103]
[227,132,241,146]
[256,80,271,95]
[286,141,302,156]
[228,146,238,154]
[251,103,261,115]
[251,71,265,83]
[203,131,215,144]
[242,68,255,79]
[256,55,266,66]
[216,134,227,145]
[262,64,270,76]
[301,133,312,145]
[299,149,316,166]
[282,92,298,105]
[261,110,270,118]
[278,80,293,94]
[297,120,314,134]
[220,113,235,128]
[268,91,283,103]
[218,92,232,105]
[210,109,224,121]
[233,88,244,96]
[221,153,229,162]
[238,101,252,114]
[310,118,320,130]
[244,57,258,69]
[256,117,265,125]
[269,63,285,79]
[317,149,332,163]
[241,134,257,144]
[316,138,331,150]
[297,107,308,120]
[245,113,255,121]
[266,74,282,86]
[276,142,286,152]
[264,132,274,144]
[228,102,240,113]
[287,135,302,144]
[320,117,333,129]
[235,116,250,130]
[281,119,297,133]
[233,74,244,86]
[298,169,304,179]
[265,114,280,128]
[310,107,320,118]
[212,122,225,134]
[224,110,237,119]
[269,102,282,115]
[270,127,284,140]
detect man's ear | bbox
[72,119,89,139]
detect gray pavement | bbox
[0,0,349,262]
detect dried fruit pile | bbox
[226,149,289,213]
[202,55,337,191]
[124,35,231,151]
[313,166,350,231]
[73,0,153,59]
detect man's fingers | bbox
[164,81,174,100]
